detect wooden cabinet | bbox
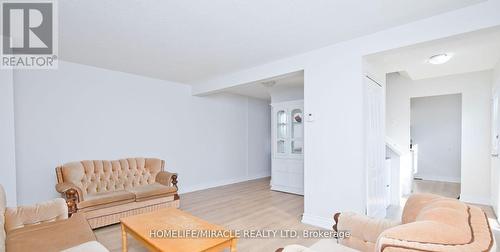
[271,100,304,195]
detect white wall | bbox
[12,61,271,205]
[411,94,462,183]
[0,68,17,206]
[247,99,272,179]
[491,60,500,215]
[188,1,500,228]
[270,86,304,103]
[386,74,413,196]
[387,71,492,204]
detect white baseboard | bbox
[459,194,490,205]
[301,213,333,230]
[414,174,460,183]
[270,185,304,195]
[179,172,270,194]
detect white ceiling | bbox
[223,71,303,100]
[59,0,485,84]
[366,27,500,80]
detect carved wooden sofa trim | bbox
[55,158,179,228]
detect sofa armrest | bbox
[4,198,68,233]
[156,171,178,189]
[333,212,399,244]
[55,182,83,216]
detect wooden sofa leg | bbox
[65,189,79,217]
[172,174,180,201]
[333,212,341,231]
[172,174,178,189]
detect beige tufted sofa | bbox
[55,157,179,229]
[333,193,495,252]
[0,185,108,252]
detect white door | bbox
[365,77,387,218]
[491,92,500,220]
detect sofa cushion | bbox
[282,244,315,252]
[77,190,135,210]
[6,214,95,252]
[61,241,109,252]
[128,183,177,202]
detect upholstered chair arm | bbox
[156,171,178,189]
[55,182,83,216]
[4,198,68,233]
[56,182,83,197]
[333,212,400,247]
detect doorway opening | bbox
[410,94,462,199]
[221,70,305,200]
[363,26,500,220]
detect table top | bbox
[120,208,234,252]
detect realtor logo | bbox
[1,0,58,68]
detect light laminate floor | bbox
[411,179,461,199]
[94,177,319,252]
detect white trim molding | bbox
[270,185,304,195]
[413,175,461,183]
[179,173,270,195]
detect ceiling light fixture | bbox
[428,53,453,65]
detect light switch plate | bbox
[306,113,314,122]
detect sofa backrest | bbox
[56,158,164,197]
[4,198,68,232]
[378,194,493,251]
[1,185,6,252]
[401,193,441,224]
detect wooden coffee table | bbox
[120,208,237,252]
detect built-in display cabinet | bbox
[270,100,304,195]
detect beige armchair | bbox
[333,193,495,252]
[4,198,68,232]
[55,157,179,228]
[1,185,107,252]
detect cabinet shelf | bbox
[271,100,304,195]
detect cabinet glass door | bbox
[291,109,303,154]
[277,110,287,154]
